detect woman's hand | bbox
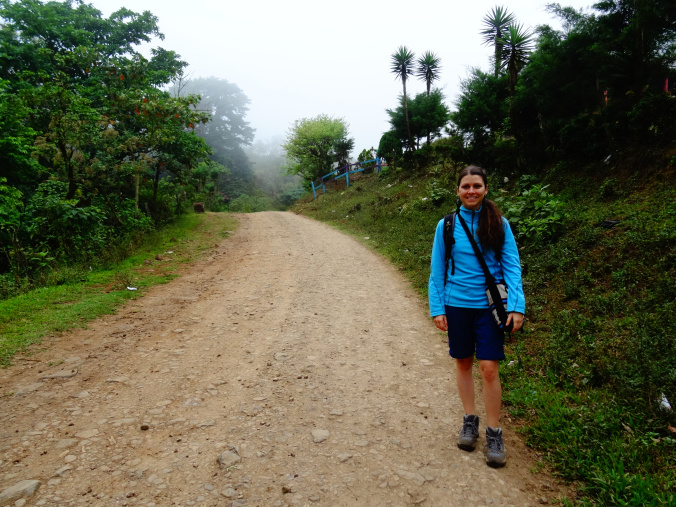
[506,312,524,333]
[433,315,448,332]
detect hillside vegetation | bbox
[292,161,676,505]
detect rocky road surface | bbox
[0,212,566,506]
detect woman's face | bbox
[457,174,488,210]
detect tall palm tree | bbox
[416,51,442,96]
[499,23,534,94]
[416,51,442,144]
[390,46,415,151]
[480,6,516,78]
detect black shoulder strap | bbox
[443,213,456,285]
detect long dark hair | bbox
[457,165,505,257]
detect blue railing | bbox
[311,158,384,199]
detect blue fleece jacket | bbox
[428,205,525,317]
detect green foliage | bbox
[451,68,510,157]
[480,5,516,78]
[0,212,237,365]
[245,137,304,209]
[282,114,354,183]
[495,179,567,248]
[0,0,257,286]
[386,90,451,150]
[378,131,403,169]
[172,76,256,197]
[227,193,275,213]
[416,51,442,95]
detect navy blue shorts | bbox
[445,306,505,361]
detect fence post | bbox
[346,167,350,188]
[377,157,381,173]
[311,180,317,200]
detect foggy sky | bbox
[91,0,592,156]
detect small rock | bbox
[0,480,41,503]
[75,429,99,439]
[54,439,78,449]
[308,494,321,502]
[15,498,27,506]
[106,376,129,383]
[338,453,353,463]
[52,465,73,477]
[329,409,343,416]
[64,455,77,463]
[39,369,78,380]
[218,450,241,469]
[71,391,90,398]
[540,497,549,505]
[196,420,216,429]
[14,383,44,396]
[396,470,426,486]
[311,429,330,443]
[140,424,150,431]
[221,488,237,498]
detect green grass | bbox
[0,211,237,366]
[293,165,676,505]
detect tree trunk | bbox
[403,78,414,152]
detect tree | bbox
[390,46,416,151]
[451,68,510,154]
[377,131,402,169]
[282,115,354,184]
[0,81,39,192]
[416,51,442,96]
[480,6,516,78]
[172,76,256,198]
[499,23,534,94]
[0,0,163,87]
[416,51,442,143]
[387,90,451,149]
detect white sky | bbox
[91,0,593,156]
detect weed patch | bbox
[0,212,237,366]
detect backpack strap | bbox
[443,213,456,285]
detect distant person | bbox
[428,165,525,467]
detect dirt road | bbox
[0,212,564,506]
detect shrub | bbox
[497,181,567,248]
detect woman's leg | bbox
[456,356,476,415]
[478,359,501,428]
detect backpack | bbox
[442,213,456,285]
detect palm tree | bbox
[416,51,442,144]
[480,6,516,78]
[390,46,415,151]
[499,23,534,94]
[416,51,442,96]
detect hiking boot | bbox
[484,427,506,467]
[457,415,479,451]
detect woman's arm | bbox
[428,218,448,318]
[501,218,526,315]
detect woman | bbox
[428,165,525,468]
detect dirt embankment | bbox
[0,212,565,506]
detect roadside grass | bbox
[0,212,237,367]
[293,167,676,505]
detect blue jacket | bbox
[428,205,525,317]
